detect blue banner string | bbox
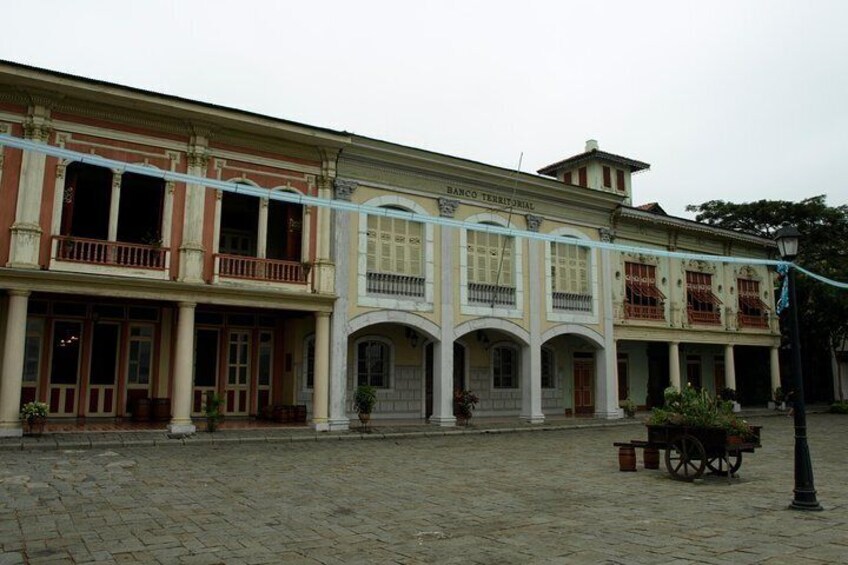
[1,133,847,292]
[776,264,790,314]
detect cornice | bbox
[0,269,335,312]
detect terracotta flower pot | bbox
[25,416,46,436]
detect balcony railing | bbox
[625,303,665,321]
[552,291,592,312]
[54,236,167,270]
[468,282,516,307]
[688,309,722,325]
[738,312,769,328]
[217,254,309,284]
[366,272,425,298]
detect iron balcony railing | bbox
[468,282,516,307]
[54,236,167,270]
[552,291,592,312]
[217,254,309,284]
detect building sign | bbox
[446,186,535,211]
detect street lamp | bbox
[774,225,822,511]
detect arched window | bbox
[356,339,391,388]
[365,206,425,298]
[550,239,590,311]
[467,222,515,306]
[492,344,519,389]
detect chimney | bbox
[585,139,599,152]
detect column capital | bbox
[6,289,31,298]
[437,197,459,218]
[315,310,331,319]
[598,228,615,243]
[525,214,543,232]
[177,301,197,309]
[333,179,358,201]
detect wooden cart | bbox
[642,424,762,481]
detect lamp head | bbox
[775,225,801,261]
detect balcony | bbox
[53,236,168,270]
[625,303,665,321]
[468,282,516,307]
[738,312,769,329]
[552,291,592,312]
[216,254,309,284]
[688,309,722,325]
[366,272,425,298]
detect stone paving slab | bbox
[2,412,845,563]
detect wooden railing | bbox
[54,236,167,270]
[216,254,309,284]
[625,303,665,321]
[688,309,722,325]
[552,291,592,312]
[738,312,769,328]
[468,282,516,307]
[366,272,425,298]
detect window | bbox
[258,332,273,388]
[357,340,390,388]
[541,348,555,389]
[127,325,153,386]
[624,262,666,320]
[686,355,702,389]
[304,336,315,389]
[603,166,612,188]
[492,345,518,389]
[467,226,515,306]
[563,171,572,185]
[23,319,43,384]
[737,278,769,328]
[227,331,250,386]
[366,210,424,297]
[550,240,591,311]
[578,167,587,187]
[616,170,626,192]
[686,271,722,325]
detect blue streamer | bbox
[776,263,790,314]
[1,133,847,291]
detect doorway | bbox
[573,352,595,414]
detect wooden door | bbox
[425,342,433,418]
[573,354,594,414]
[86,322,120,416]
[192,329,219,415]
[714,358,726,394]
[617,353,629,401]
[226,330,251,415]
[255,331,273,412]
[48,321,83,416]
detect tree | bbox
[686,196,848,401]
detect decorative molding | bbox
[187,147,210,169]
[22,114,52,142]
[437,197,459,218]
[333,179,359,201]
[55,162,66,180]
[598,228,615,243]
[525,214,543,232]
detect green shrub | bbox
[829,401,848,414]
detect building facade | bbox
[0,62,782,436]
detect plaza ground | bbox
[1,414,846,564]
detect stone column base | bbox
[520,414,546,424]
[312,421,330,432]
[594,409,623,420]
[0,425,23,438]
[328,418,350,431]
[429,416,457,427]
[167,422,196,436]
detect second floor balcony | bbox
[468,282,516,307]
[53,236,169,271]
[215,254,309,284]
[366,272,425,298]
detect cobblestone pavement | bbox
[1,414,846,564]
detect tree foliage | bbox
[687,195,848,401]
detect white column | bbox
[669,341,681,390]
[595,243,621,418]
[107,171,121,242]
[168,302,196,435]
[328,180,357,430]
[724,344,737,390]
[160,182,175,247]
[521,237,544,423]
[311,172,335,294]
[179,142,208,283]
[0,291,29,436]
[312,311,330,431]
[8,108,50,268]
[431,218,456,426]
[770,346,781,394]
[257,198,269,259]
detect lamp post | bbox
[774,225,822,511]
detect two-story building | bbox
[0,61,782,437]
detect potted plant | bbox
[453,389,479,426]
[719,387,740,412]
[20,401,48,436]
[621,398,637,418]
[202,393,225,433]
[353,385,377,427]
[773,387,785,410]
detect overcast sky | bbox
[2,1,846,217]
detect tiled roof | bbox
[538,149,650,176]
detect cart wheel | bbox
[706,452,743,475]
[665,434,706,481]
